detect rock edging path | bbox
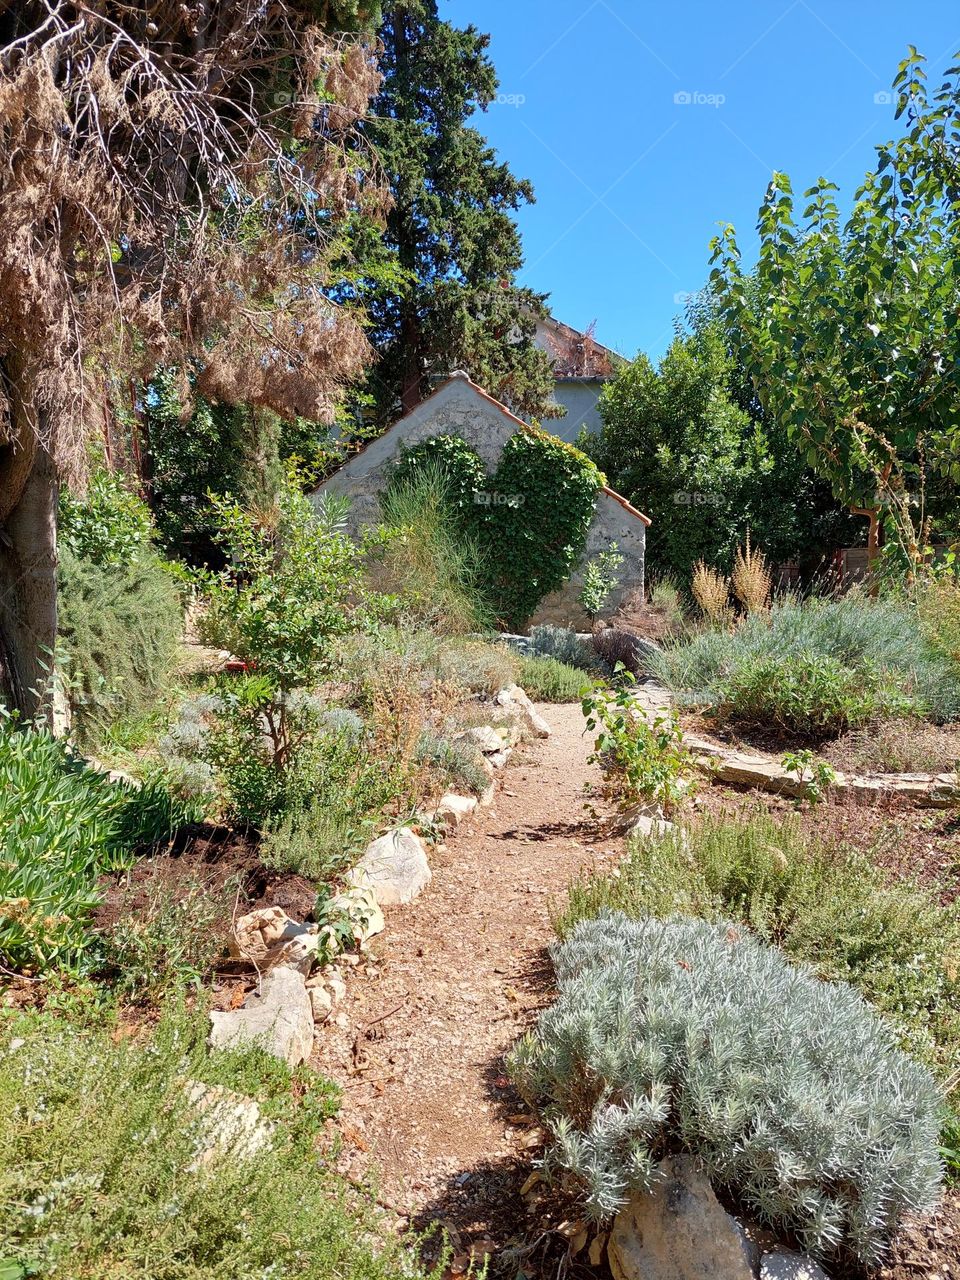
[312,700,621,1238]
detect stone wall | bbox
[313,373,646,628]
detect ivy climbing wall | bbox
[313,372,647,628]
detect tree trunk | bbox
[0,356,59,726]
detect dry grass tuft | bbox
[692,561,733,626]
[732,534,773,614]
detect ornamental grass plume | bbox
[691,560,733,626]
[732,533,773,614]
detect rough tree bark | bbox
[0,355,58,724]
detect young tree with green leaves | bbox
[361,1,557,423]
[709,67,960,566]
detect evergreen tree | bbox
[362,1,558,423]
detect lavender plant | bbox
[509,913,943,1266]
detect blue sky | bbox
[448,0,960,360]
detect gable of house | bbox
[314,371,649,627]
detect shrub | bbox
[582,681,690,813]
[648,574,685,627]
[917,570,960,665]
[653,594,960,729]
[378,458,493,634]
[59,468,154,567]
[57,545,182,744]
[200,476,368,693]
[337,626,520,700]
[691,560,732,625]
[823,718,960,774]
[527,624,596,671]
[0,1006,428,1280]
[414,730,492,797]
[100,879,231,1001]
[0,723,194,974]
[517,655,590,703]
[714,651,911,735]
[509,913,943,1264]
[578,544,624,619]
[557,813,960,1075]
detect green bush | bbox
[652,593,960,731]
[714,651,911,735]
[558,813,960,1075]
[0,1006,428,1280]
[57,545,182,744]
[0,724,196,974]
[59,468,154,567]
[517,655,590,703]
[337,626,520,699]
[582,681,690,813]
[509,913,943,1264]
[414,729,492,796]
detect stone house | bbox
[532,313,625,443]
[313,371,649,630]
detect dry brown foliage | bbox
[732,534,773,614]
[0,2,386,492]
[691,560,733,626]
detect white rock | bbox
[208,966,314,1066]
[608,1154,755,1280]
[434,792,478,828]
[496,684,552,737]
[329,883,385,944]
[627,813,677,841]
[348,827,431,907]
[185,1081,274,1166]
[487,747,512,769]
[761,1251,831,1280]
[478,780,496,807]
[308,984,333,1022]
[456,725,506,754]
[230,906,320,974]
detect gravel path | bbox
[313,701,622,1261]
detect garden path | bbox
[312,701,622,1264]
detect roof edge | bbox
[601,485,652,526]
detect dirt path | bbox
[314,701,621,1261]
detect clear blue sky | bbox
[448,0,960,360]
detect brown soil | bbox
[313,702,623,1275]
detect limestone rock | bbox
[456,725,504,754]
[329,883,385,944]
[185,1081,274,1166]
[478,780,496,807]
[306,967,347,1024]
[761,1251,831,1280]
[434,792,478,829]
[348,827,431,907]
[487,747,512,769]
[627,813,677,841]
[208,966,314,1066]
[496,684,551,737]
[608,1155,756,1280]
[229,906,320,975]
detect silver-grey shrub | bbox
[509,912,943,1265]
[652,593,960,722]
[527,624,596,671]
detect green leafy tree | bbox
[360,1,558,422]
[588,330,770,579]
[709,84,960,566]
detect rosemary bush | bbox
[510,912,943,1265]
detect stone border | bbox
[631,683,960,809]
